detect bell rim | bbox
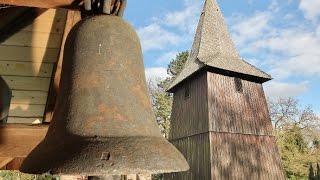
[20,136,189,176]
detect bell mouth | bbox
[19,136,189,176]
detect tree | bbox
[166,51,189,79]
[268,97,320,179]
[268,97,319,132]
[157,51,189,90]
[313,139,320,149]
[149,51,188,180]
[309,163,315,180]
[317,163,320,180]
[149,80,172,138]
[149,51,189,138]
[277,124,311,178]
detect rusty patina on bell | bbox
[20,15,189,175]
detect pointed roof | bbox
[167,0,271,92]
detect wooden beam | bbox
[7,117,43,124]
[0,0,82,9]
[0,7,47,43]
[0,45,60,63]
[5,157,25,170]
[44,10,81,122]
[0,61,54,78]
[0,157,13,169]
[11,90,48,105]
[2,30,63,48]
[2,76,51,91]
[0,7,28,30]
[0,124,47,169]
[0,124,48,157]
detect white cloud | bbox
[246,27,320,79]
[230,12,272,46]
[144,67,169,82]
[264,81,308,98]
[269,54,320,79]
[299,0,320,21]
[268,0,280,12]
[162,0,202,34]
[260,29,320,56]
[137,0,203,52]
[244,58,261,67]
[155,51,178,65]
[138,23,182,52]
[228,4,320,81]
[316,26,320,37]
[283,13,295,20]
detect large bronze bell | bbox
[20,15,188,175]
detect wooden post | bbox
[44,10,81,122]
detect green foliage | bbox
[317,163,320,179]
[149,51,188,179]
[149,51,189,138]
[307,163,320,180]
[0,171,58,180]
[152,174,164,180]
[309,163,315,180]
[166,51,189,79]
[149,84,173,138]
[313,139,320,149]
[277,125,311,178]
[156,51,189,91]
[269,97,320,179]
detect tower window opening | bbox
[185,83,190,99]
[234,77,243,93]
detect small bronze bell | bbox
[20,15,189,175]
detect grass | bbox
[0,171,58,180]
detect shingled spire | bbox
[168,0,271,91]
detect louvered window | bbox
[185,83,190,99]
[234,77,243,93]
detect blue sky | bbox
[123,0,320,114]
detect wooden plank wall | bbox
[168,71,283,179]
[165,133,211,180]
[169,72,209,140]
[207,72,273,136]
[0,9,67,123]
[209,133,285,179]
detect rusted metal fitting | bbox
[84,0,126,16]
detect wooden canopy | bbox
[0,1,81,169]
[0,0,82,10]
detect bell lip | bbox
[19,136,189,176]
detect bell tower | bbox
[165,0,285,179]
